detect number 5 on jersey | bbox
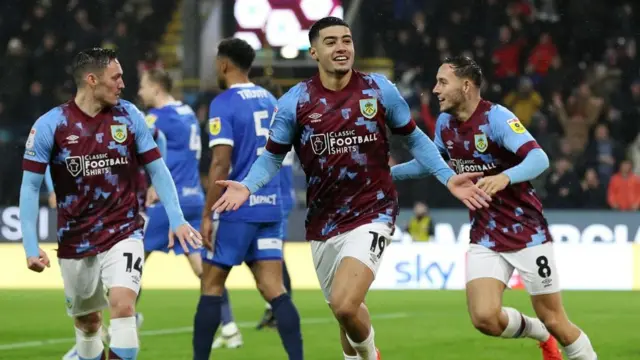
[254,110,270,156]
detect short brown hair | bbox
[144,69,173,93]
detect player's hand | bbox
[447,172,492,211]
[26,248,50,273]
[168,223,203,254]
[48,192,56,209]
[476,173,511,197]
[145,186,159,207]
[211,180,250,213]
[200,216,214,251]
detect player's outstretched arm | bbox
[155,129,167,159]
[19,171,51,272]
[477,107,550,196]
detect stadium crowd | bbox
[1,0,639,211]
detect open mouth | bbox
[333,55,348,63]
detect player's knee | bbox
[75,312,102,333]
[330,298,359,323]
[109,298,136,318]
[537,311,562,332]
[470,309,502,336]
[255,278,284,301]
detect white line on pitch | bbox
[0,312,409,351]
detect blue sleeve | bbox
[20,171,44,258]
[370,73,414,132]
[23,108,60,167]
[433,114,449,155]
[502,148,549,184]
[391,160,428,181]
[144,159,187,231]
[155,130,167,159]
[122,101,158,154]
[240,150,286,194]
[208,95,235,148]
[489,105,538,155]
[267,84,301,147]
[44,166,54,193]
[398,127,455,185]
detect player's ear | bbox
[463,79,471,94]
[309,46,318,62]
[86,73,99,87]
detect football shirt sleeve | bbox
[208,95,234,148]
[124,101,162,164]
[22,108,59,173]
[265,84,301,154]
[370,73,417,135]
[433,114,449,156]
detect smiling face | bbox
[309,25,354,76]
[432,64,466,113]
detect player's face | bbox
[310,26,354,75]
[138,73,156,108]
[433,64,465,113]
[94,59,124,107]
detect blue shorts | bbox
[203,220,283,269]
[143,203,203,255]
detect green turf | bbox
[1,290,638,359]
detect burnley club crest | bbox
[111,125,128,143]
[474,133,488,153]
[359,98,378,119]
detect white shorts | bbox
[311,222,392,301]
[59,238,144,317]
[466,242,560,295]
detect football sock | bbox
[564,331,598,360]
[220,288,235,325]
[501,307,549,342]
[282,260,292,295]
[192,295,222,360]
[270,293,303,360]
[75,327,105,360]
[343,354,359,360]
[135,287,142,305]
[347,326,377,360]
[109,317,138,359]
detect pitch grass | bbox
[1,290,639,359]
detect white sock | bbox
[75,327,104,359]
[501,307,549,342]
[343,353,359,360]
[221,322,239,337]
[109,317,139,359]
[346,326,377,360]
[564,331,597,360]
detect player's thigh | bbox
[100,238,144,298]
[330,223,393,306]
[59,256,108,317]
[465,244,512,320]
[502,242,560,296]
[202,220,257,268]
[143,205,171,253]
[245,221,284,264]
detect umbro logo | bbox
[66,135,79,144]
[446,140,454,149]
[308,113,322,123]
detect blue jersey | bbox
[146,102,204,206]
[208,83,282,222]
[280,149,295,214]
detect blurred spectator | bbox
[629,133,640,174]
[526,32,558,78]
[584,124,623,184]
[545,158,581,208]
[607,160,640,211]
[580,168,608,208]
[405,202,434,242]
[503,77,542,127]
[492,26,524,85]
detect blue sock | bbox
[192,295,222,360]
[270,293,303,360]
[220,288,235,325]
[282,261,292,296]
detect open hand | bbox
[211,180,250,213]
[476,173,511,197]
[200,216,214,251]
[168,223,203,254]
[447,172,492,210]
[26,248,50,273]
